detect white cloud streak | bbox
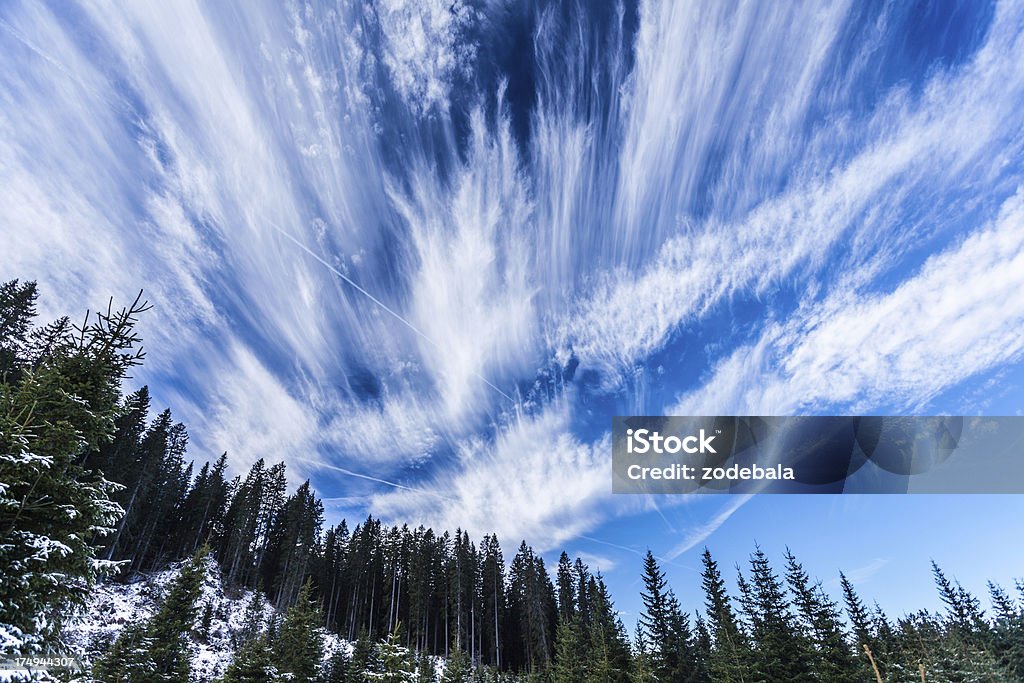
[368,400,617,551]
[673,187,1024,415]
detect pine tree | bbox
[638,551,671,668]
[664,591,700,681]
[274,580,325,683]
[415,650,437,683]
[1,282,147,655]
[94,547,207,682]
[989,581,1024,678]
[585,576,632,683]
[556,552,577,623]
[737,547,812,682]
[932,561,990,648]
[263,480,324,608]
[700,548,748,682]
[784,549,857,682]
[126,415,190,572]
[552,617,586,683]
[322,646,355,683]
[637,551,699,681]
[370,624,417,682]
[235,589,269,649]
[479,533,505,669]
[692,614,713,683]
[506,541,557,672]
[898,609,1008,681]
[631,623,655,683]
[224,634,279,683]
[352,631,383,679]
[442,639,471,683]
[176,452,229,556]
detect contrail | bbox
[288,454,455,502]
[322,464,455,502]
[269,223,516,402]
[0,17,123,112]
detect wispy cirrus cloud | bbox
[562,0,1024,386]
[828,557,889,590]
[672,187,1024,415]
[368,400,618,551]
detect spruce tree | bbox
[370,623,417,682]
[274,580,325,683]
[556,552,577,623]
[631,623,655,683]
[989,581,1024,678]
[351,630,381,678]
[552,617,586,683]
[585,576,632,683]
[479,534,505,669]
[415,651,437,683]
[322,646,355,683]
[442,640,471,683]
[262,480,324,608]
[784,549,857,682]
[638,551,699,681]
[224,634,279,683]
[638,551,671,666]
[1,282,147,655]
[235,589,269,648]
[692,614,712,683]
[737,547,812,682]
[506,541,557,671]
[700,548,748,682]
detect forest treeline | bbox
[2,279,1024,682]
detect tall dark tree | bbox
[263,480,324,608]
[638,551,699,681]
[176,452,230,556]
[700,548,749,682]
[784,549,857,682]
[556,552,577,623]
[585,574,633,683]
[737,548,813,682]
[479,533,505,669]
[506,541,557,672]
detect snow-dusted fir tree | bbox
[272,580,325,682]
[367,624,417,682]
[223,634,279,683]
[322,645,356,683]
[0,280,146,656]
[441,640,471,683]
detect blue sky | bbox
[3,0,1024,630]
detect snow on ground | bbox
[62,558,346,682]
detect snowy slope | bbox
[63,558,347,682]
